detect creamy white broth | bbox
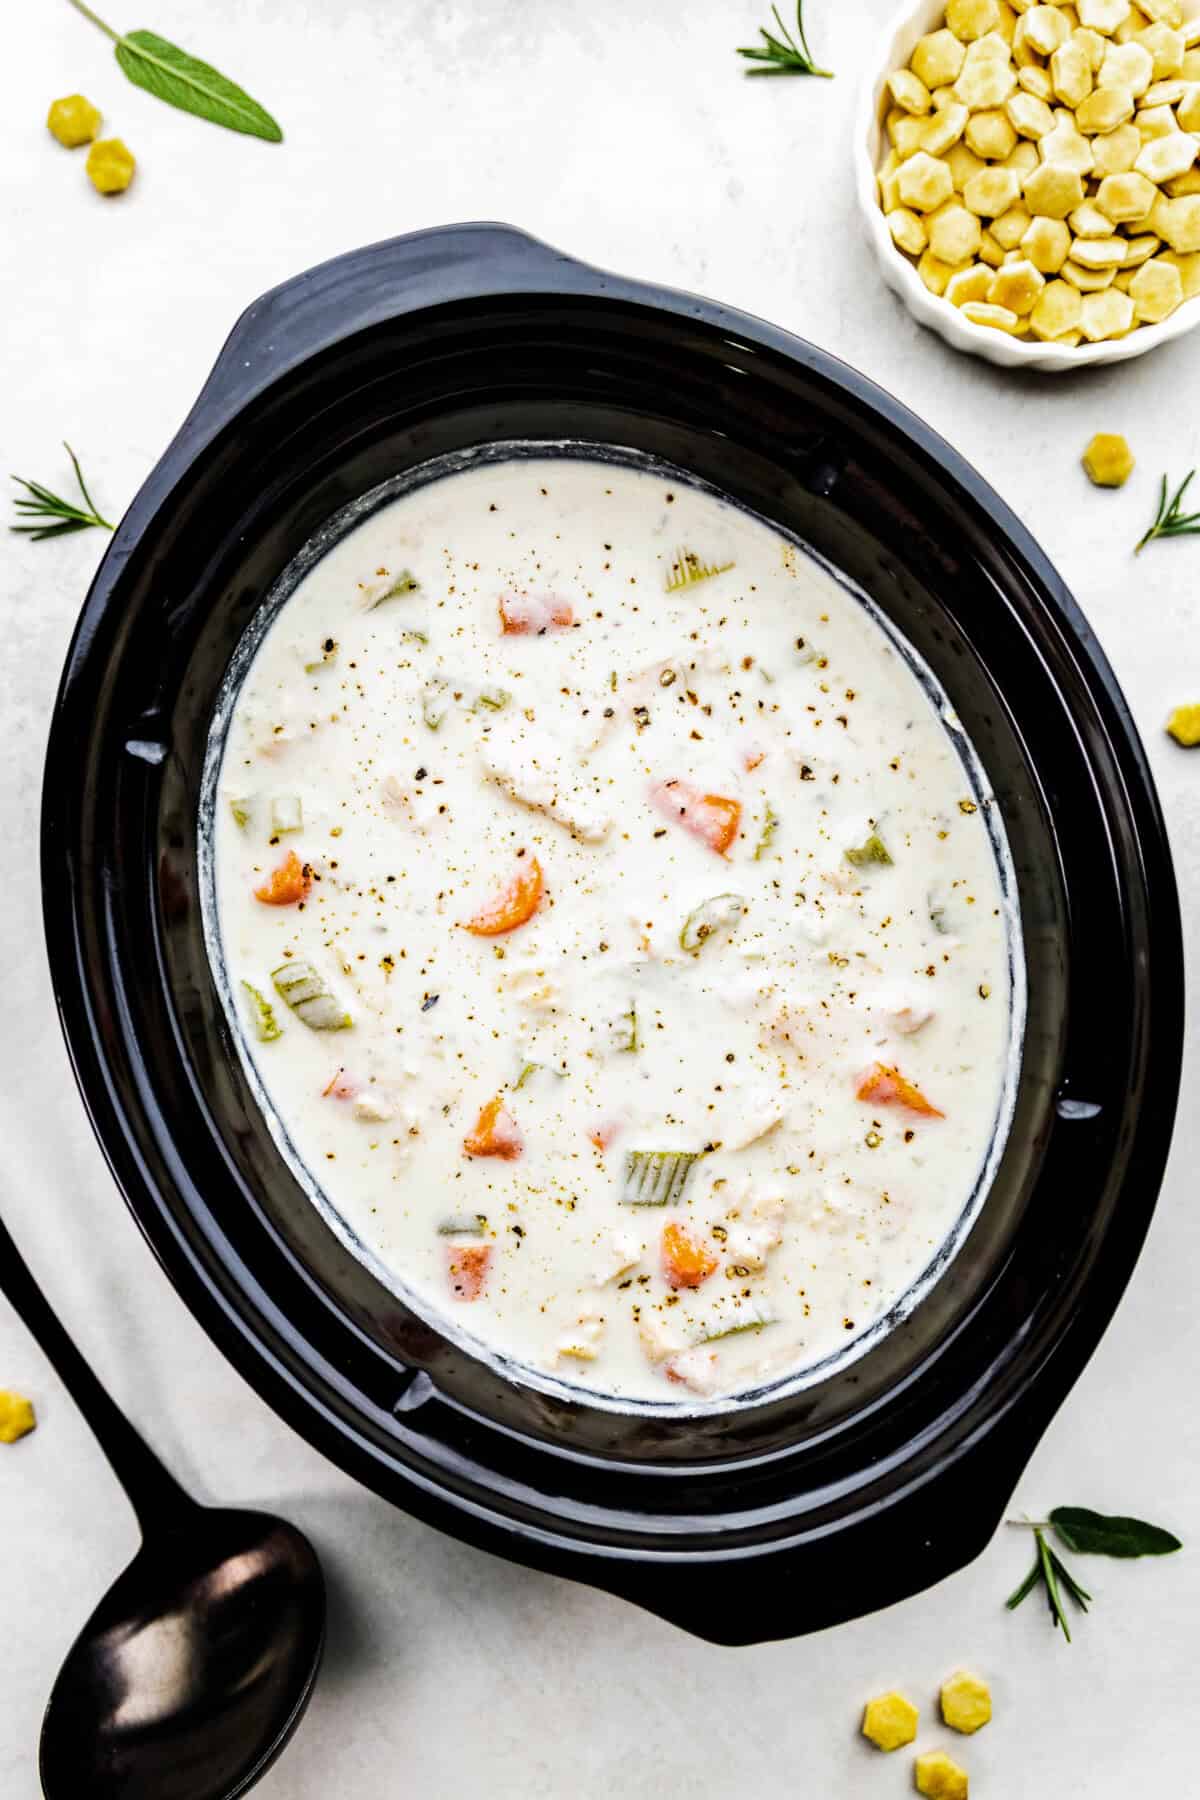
[205,450,1021,1407]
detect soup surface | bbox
[208,451,1020,1405]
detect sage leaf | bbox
[67,1,283,137]
[1050,1507,1182,1559]
[115,29,283,139]
[105,23,282,139]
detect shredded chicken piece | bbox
[478,730,612,842]
[723,1090,786,1151]
[593,1231,643,1286]
[885,1001,934,1036]
[665,1348,722,1395]
[555,1309,606,1363]
[352,1089,397,1123]
[638,1313,689,1364]
[500,964,560,1015]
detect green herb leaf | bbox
[1005,1556,1042,1613]
[737,1,832,77]
[1135,469,1200,553]
[67,1,283,140]
[9,444,114,541]
[1050,1507,1183,1560]
[1036,1529,1072,1642]
[116,29,282,139]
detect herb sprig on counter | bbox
[1007,1507,1181,1641]
[1135,469,1200,553]
[66,0,283,141]
[9,446,113,541]
[737,2,832,78]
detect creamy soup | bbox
[205,449,1021,1408]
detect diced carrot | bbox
[463,1094,523,1159]
[661,1221,719,1290]
[498,592,574,634]
[254,848,312,906]
[462,855,544,936]
[321,1070,358,1101]
[589,1120,621,1151]
[856,1062,944,1119]
[742,745,765,772]
[445,1242,493,1302]
[651,780,742,856]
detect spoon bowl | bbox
[39,1507,325,1800]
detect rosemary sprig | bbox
[737,2,832,77]
[1006,1506,1179,1641]
[9,445,114,541]
[1135,469,1200,553]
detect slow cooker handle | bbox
[186,223,598,440]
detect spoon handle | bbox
[0,1209,194,1533]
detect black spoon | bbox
[0,1212,326,1799]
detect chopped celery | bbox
[845,831,893,869]
[271,960,352,1031]
[365,570,420,609]
[270,795,303,835]
[610,1003,638,1054]
[694,1294,776,1343]
[472,687,511,712]
[229,796,252,829]
[665,549,734,592]
[399,628,429,646]
[241,980,282,1043]
[437,1214,488,1237]
[621,1149,705,1206]
[680,893,744,955]
[609,670,618,693]
[514,1061,539,1090]
[421,677,449,731]
[754,804,779,861]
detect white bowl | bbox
[854,0,1200,370]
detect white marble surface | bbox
[1,2,1196,1793]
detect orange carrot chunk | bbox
[742,744,765,772]
[445,1242,493,1302]
[498,592,574,634]
[856,1062,944,1118]
[662,1221,719,1290]
[463,1094,523,1160]
[254,848,312,906]
[589,1120,621,1151]
[462,856,544,936]
[651,779,742,856]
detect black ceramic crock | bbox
[42,224,1183,1645]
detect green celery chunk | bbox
[271,960,352,1031]
[754,804,778,861]
[437,1215,488,1237]
[365,570,420,609]
[610,1003,639,1053]
[845,831,892,869]
[241,980,282,1043]
[472,687,511,712]
[229,796,252,829]
[621,1149,705,1206]
[421,677,449,731]
[694,1294,776,1343]
[680,894,744,955]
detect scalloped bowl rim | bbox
[854,0,1200,372]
